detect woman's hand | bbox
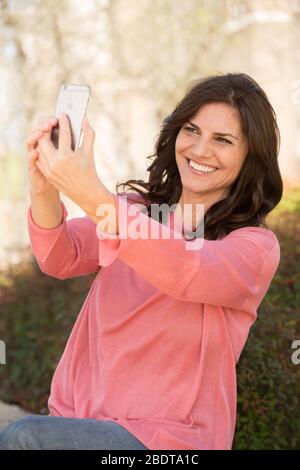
[25,116,59,196]
[35,113,118,232]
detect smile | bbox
[186,158,219,174]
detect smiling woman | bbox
[174,102,249,225]
[0,72,283,451]
[117,72,283,240]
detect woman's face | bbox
[175,102,249,210]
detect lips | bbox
[185,157,218,169]
[185,157,219,171]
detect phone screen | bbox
[51,84,91,151]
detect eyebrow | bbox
[186,120,239,140]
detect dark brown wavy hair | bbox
[116,72,283,240]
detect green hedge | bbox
[0,263,94,414]
[233,188,300,449]
[0,188,299,449]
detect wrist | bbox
[29,187,59,200]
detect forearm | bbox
[81,182,119,235]
[30,190,63,229]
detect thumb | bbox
[81,116,95,153]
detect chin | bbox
[180,184,205,197]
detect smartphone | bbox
[51,83,91,151]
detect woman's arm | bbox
[96,193,281,311]
[28,199,100,280]
[30,189,63,229]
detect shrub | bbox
[0,259,96,413]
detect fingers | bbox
[58,113,72,153]
[28,116,58,134]
[81,115,95,155]
[26,130,45,151]
[27,148,39,170]
[26,116,58,151]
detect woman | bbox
[0,72,282,450]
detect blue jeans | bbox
[0,415,149,450]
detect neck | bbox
[177,189,228,228]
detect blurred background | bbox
[0,0,299,449]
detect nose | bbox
[190,135,214,160]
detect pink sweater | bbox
[27,191,280,450]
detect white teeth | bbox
[188,159,217,173]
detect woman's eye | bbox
[183,127,232,144]
[216,137,231,144]
[184,126,198,134]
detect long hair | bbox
[116,72,283,240]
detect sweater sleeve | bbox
[27,200,100,280]
[97,193,281,310]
